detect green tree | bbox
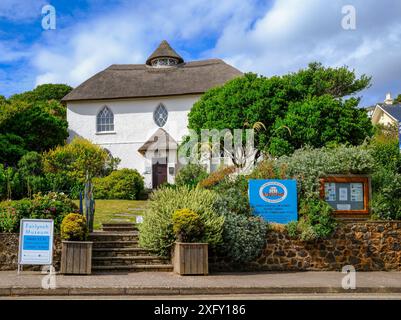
[0,95,7,106]
[8,84,72,104]
[188,62,372,158]
[43,137,119,184]
[0,134,27,166]
[269,96,373,156]
[0,101,68,157]
[18,151,44,177]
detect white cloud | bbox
[212,0,401,106]
[5,0,400,106]
[32,0,258,87]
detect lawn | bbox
[75,199,149,230]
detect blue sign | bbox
[249,179,298,224]
[23,236,50,251]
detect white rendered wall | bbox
[67,94,201,188]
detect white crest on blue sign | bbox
[259,181,288,203]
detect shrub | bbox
[172,208,204,242]
[286,199,336,241]
[275,145,375,198]
[60,213,88,241]
[43,137,120,189]
[0,166,24,200]
[175,164,208,188]
[139,186,224,256]
[93,169,144,200]
[0,192,78,233]
[0,207,19,233]
[0,198,32,221]
[371,169,401,220]
[199,166,236,188]
[218,214,266,263]
[212,176,251,216]
[30,192,79,231]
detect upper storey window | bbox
[154,103,168,127]
[151,58,179,68]
[97,106,114,132]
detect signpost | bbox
[18,219,54,274]
[249,179,298,224]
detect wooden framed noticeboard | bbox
[319,175,370,215]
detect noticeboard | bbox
[249,179,298,224]
[319,176,370,215]
[18,219,54,266]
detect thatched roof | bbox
[62,59,242,102]
[146,40,184,65]
[138,128,178,155]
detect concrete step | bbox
[102,226,137,232]
[92,256,171,266]
[92,264,173,272]
[92,248,156,257]
[92,240,139,249]
[89,232,138,242]
[102,223,138,233]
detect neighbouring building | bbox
[63,40,242,188]
[371,93,401,127]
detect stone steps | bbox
[92,256,170,266]
[89,232,138,242]
[90,223,172,273]
[92,240,140,249]
[92,248,154,257]
[92,264,173,272]
[102,223,138,233]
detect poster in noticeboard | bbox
[320,176,370,215]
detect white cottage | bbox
[63,40,242,188]
[371,93,401,127]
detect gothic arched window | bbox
[153,103,168,127]
[97,106,114,132]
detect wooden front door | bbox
[152,158,167,189]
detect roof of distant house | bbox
[377,103,401,121]
[62,40,242,102]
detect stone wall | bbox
[0,233,62,271]
[210,221,401,272]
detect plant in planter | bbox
[60,213,92,274]
[172,208,208,275]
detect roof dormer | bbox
[146,40,184,68]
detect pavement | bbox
[1,271,401,297]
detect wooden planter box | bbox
[173,242,208,275]
[61,241,92,275]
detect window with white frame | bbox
[97,106,114,132]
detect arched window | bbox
[97,106,114,132]
[153,103,168,127]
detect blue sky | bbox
[1,0,401,107]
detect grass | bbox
[74,199,148,230]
